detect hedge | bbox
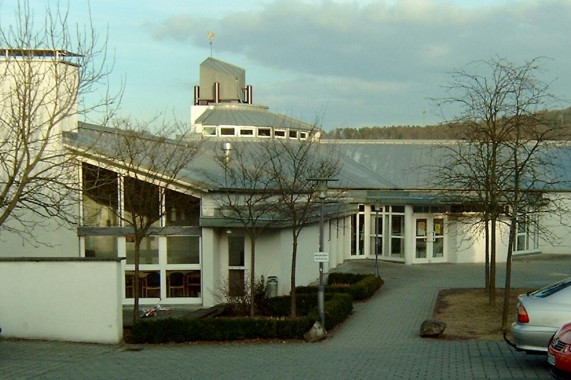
[130,316,315,343]
[129,273,379,344]
[130,293,354,343]
[308,293,353,331]
[297,274,383,301]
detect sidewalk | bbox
[2,254,569,379]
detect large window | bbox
[228,235,245,297]
[367,205,405,260]
[82,164,203,301]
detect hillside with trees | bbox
[324,107,571,140]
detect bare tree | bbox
[69,118,201,324]
[215,141,277,317]
[0,1,118,243]
[434,57,566,325]
[262,131,340,317]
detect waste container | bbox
[266,276,278,298]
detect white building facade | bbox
[2,54,571,312]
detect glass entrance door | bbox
[413,216,446,263]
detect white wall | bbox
[0,219,79,257]
[0,258,123,344]
[538,194,571,254]
[447,216,510,263]
[202,218,346,304]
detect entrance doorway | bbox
[413,215,446,263]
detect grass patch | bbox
[433,288,532,340]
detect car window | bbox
[530,277,571,298]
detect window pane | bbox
[167,236,200,264]
[351,214,357,256]
[126,236,159,264]
[165,189,200,226]
[184,270,201,297]
[82,164,118,227]
[229,236,245,266]
[516,234,527,251]
[221,127,235,136]
[371,216,383,235]
[358,214,365,255]
[391,237,404,257]
[370,236,382,256]
[142,271,161,298]
[229,269,245,297]
[85,236,117,259]
[433,238,444,257]
[391,215,403,236]
[123,177,160,227]
[258,128,271,137]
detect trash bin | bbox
[266,276,278,298]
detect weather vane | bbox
[208,31,215,57]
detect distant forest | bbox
[323,107,571,140]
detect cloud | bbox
[149,0,571,128]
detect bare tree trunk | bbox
[489,217,497,306]
[502,220,517,331]
[290,234,298,317]
[250,236,256,317]
[485,218,490,291]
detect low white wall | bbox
[0,258,123,344]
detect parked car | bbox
[510,276,571,353]
[548,322,571,377]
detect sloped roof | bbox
[66,124,571,204]
[331,139,571,193]
[195,104,315,131]
[330,140,447,190]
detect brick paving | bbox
[1,254,570,379]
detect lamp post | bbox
[308,177,337,329]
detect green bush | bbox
[327,272,369,285]
[129,272,380,344]
[130,316,315,343]
[265,294,318,316]
[308,293,353,330]
[297,274,382,301]
[347,275,383,301]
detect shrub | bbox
[328,272,369,285]
[130,316,314,343]
[129,272,379,344]
[298,274,383,301]
[308,293,353,330]
[265,294,318,317]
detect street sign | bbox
[314,251,329,262]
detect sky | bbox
[1,0,570,131]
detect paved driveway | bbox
[2,254,570,379]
